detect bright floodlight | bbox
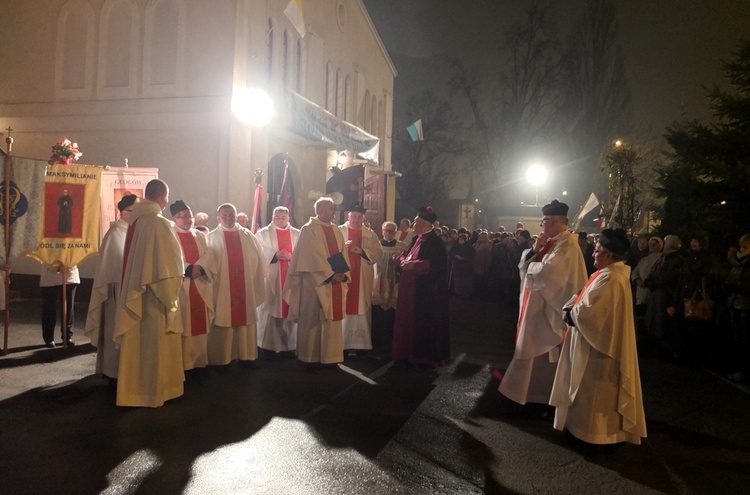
[526,164,548,186]
[231,88,274,126]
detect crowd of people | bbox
[38,181,749,450]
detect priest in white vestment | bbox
[84,193,136,380]
[203,203,266,365]
[499,200,588,405]
[114,180,185,407]
[171,200,214,371]
[283,197,350,365]
[339,202,383,354]
[551,228,647,445]
[256,206,300,354]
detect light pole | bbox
[525,163,548,206]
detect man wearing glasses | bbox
[499,200,588,412]
[171,200,214,371]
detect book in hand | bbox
[327,252,349,273]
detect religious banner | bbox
[27,163,103,269]
[0,156,47,263]
[99,167,158,240]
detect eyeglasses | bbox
[594,249,611,255]
[175,215,194,219]
[383,229,396,233]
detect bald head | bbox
[145,179,169,209]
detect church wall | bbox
[0,0,395,275]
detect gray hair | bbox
[314,196,334,213]
[663,234,682,251]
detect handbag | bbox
[684,277,714,321]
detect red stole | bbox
[345,228,363,315]
[564,270,603,340]
[515,238,558,341]
[224,230,247,326]
[320,224,344,321]
[177,231,207,336]
[275,227,292,318]
[121,219,137,290]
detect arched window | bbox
[282,29,291,87]
[266,17,275,84]
[326,61,335,112]
[371,95,378,136]
[142,0,186,96]
[344,75,352,122]
[98,0,139,98]
[55,0,96,98]
[295,39,306,93]
[363,90,370,132]
[336,69,344,118]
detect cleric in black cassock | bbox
[392,206,450,367]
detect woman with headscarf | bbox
[392,206,450,368]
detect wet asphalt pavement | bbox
[1,295,749,494]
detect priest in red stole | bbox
[339,202,382,355]
[551,228,647,446]
[170,200,214,371]
[499,200,588,406]
[203,203,266,365]
[84,193,136,381]
[256,206,300,355]
[114,180,185,407]
[283,197,350,366]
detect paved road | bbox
[1,296,749,494]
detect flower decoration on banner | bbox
[50,137,82,166]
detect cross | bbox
[5,126,13,153]
[463,205,472,219]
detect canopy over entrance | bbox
[288,91,380,163]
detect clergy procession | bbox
[79,185,650,451]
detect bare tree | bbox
[449,1,561,211]
[560,0,632,200]
[393,91,465,217]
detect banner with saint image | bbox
[27,163,103,269]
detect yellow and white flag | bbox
[284,0,306,37]
[27,163,103,269]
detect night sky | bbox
[363,0,750,208]
[364,0,750,133]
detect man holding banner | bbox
[115,179,185,407]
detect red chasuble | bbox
[224,230,247,326]
[275,228,292,318]
[320,225,344,321]
[177,231,208,335]
[345,228,362,315]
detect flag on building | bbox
[406,119,424,141]
[0,156,47,263]
[284,0,306,37]
[279,162,296,227]
[251,182,263,234]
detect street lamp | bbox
[231,87,275,126]
[525,163,548,206]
